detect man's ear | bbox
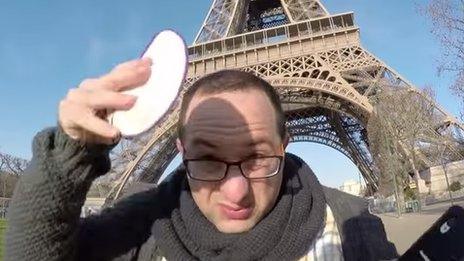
[283,131,290,150]
[176,138,184,155]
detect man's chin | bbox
[214,218,257,234]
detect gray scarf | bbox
[152,153,326,261]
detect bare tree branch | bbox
[421,0,464,117]
[367,86,449,207]
[0,151,29,175]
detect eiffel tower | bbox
[106,0,464,200]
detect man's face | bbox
[177,88,285,233]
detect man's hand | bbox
[59,58,152,145]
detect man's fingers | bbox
[81,58,152,92]
[59,101,120,144]
[59,58,151,145]
[71,106,120,140]
[113,57,151,71]
[66,88,137,111]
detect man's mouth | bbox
[219,204,253,220]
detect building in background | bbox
[339,179,365,197]
[419,160,464,196]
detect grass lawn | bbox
[0,219,6,260]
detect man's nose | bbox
[220,165,250,204]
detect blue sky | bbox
[0,1,461,188]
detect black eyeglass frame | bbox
[183,155,284,182]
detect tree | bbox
[0,151,29,198]
[0,152,28,175]
[422,0,464,117]
[449,181,462,192]
[367,87,440,213]
[367,107,408,216]
[0,172,20,198]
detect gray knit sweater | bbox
[5,127,398,261]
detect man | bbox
[6,59,397,260]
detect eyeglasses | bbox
[183,155,283,182]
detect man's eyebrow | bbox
[191,138,217,148]
[191,154,223,161]
[247,139,272,148]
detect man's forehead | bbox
[184,89,274,123]
[189,135,273,148]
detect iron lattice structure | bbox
[105,0,464,200]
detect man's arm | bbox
[5,127,114,260]
[6,127,163,261]
[6,58,155,261]
[323,186,398,260]
[357,211,398,260]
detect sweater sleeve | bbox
[5,127,115,260]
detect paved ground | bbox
[376,199,464,255]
